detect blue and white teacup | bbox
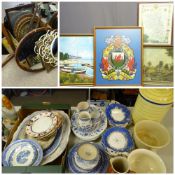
[78,111,92,129]
[89,105,101,127]
[74,143,100,170]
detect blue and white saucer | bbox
[67,142,109,173]
[106,103,131,127]
[2,139,43,166]
[71,106,107,141]
[101,127,134,156]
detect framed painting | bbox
[94,26,143,86]
[138,3,173,46]
[143,46,173,86]
[60,34,94,86]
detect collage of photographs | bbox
[1,1,174,174]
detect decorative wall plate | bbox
[2,139,43,166]
[25,111,58,139]
[106,103,131,127]
[101,127,134,156]
[67,142,109,173]
[71,107,107,141]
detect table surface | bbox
[67,107,173,173]
[2,55,57,87]
[13,106,173,173]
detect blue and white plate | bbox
[106,103,131,127]
[2,139,43,166]
[102,127,134,156]
[71,106,107,141]
[67,143,109,173]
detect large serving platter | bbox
[12,110,71,165]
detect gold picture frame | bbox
[60,34,94,86]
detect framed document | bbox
[94,26,143,86]
[143,47,173,86]
[60,34,94,86]
[138,3,173,46]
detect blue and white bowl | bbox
[74,143,100,170]
[2,139,43,166]
[67,142,109,173]
[102,127,134,156]
[106,103,131,127]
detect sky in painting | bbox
[144,48,173,66]
[60,36,93,60]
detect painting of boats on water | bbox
[143,47,173,86]
[60,35,94,85]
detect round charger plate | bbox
[25,111,58,139]
[71,107,107,141]
[2,139,43,166]
[101,127,134,156]
[106,103,131,127]
[67,143,109,173]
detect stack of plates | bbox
[106,103,131,127]
[2,139,43,166]
[67,142,109,173]
[101,127,135,156]
[12,110,71,165]
[71,105,107,141]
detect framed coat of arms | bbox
[94,27,143,86]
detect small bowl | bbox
[77,101,89,111]
[128,149,166,173]
[134,120,170,150]
[74,143,100,170]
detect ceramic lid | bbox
[139,89,173,104]
[77,143,98,161]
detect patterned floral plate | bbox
[2,139,43,166]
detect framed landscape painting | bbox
[138,3,173,46]
[60,34,94,85]
[143,47,173,86]
[94,27,143,86]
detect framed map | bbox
[138,3,173,46]
[143,47,173,86]
[94,26,143,86]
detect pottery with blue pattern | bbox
[102,127,135,156]
[2,139,43,166]
[67,142,109,173]
[106,103,131,127]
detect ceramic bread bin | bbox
[132,89,173,123]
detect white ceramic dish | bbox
[128,149,166,173]
[134,120,170,150]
